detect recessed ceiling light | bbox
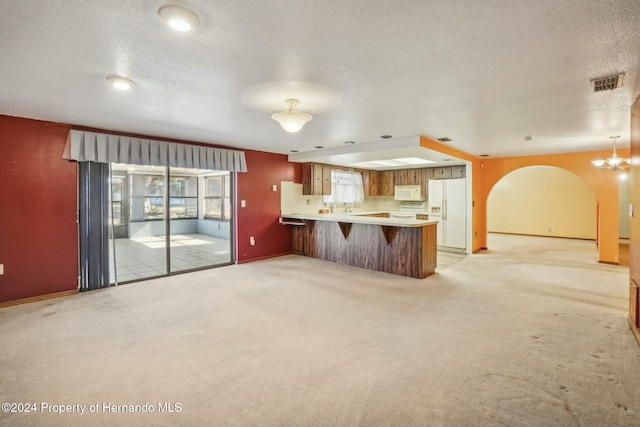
[380,135,392,139]
[158,5,200,32]
[289,149,299,153]
[314,146,324,149]
[344,141,355,144]
[106,75,135,90]
[524,136,532,141]
[479,154,490,157]
[442,158,452,162]
[437,137,452,142]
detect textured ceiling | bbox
[1,0,639,160]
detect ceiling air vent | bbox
[590,73,624,92]
[437,137,452,142]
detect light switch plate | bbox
[241,200,246,208]
[0,264,4,275]
[272,185,277,191]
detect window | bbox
[143,175,198,220]
[144,176,164,220]
[324,170,364,204]
[109,176,124,226]
[204,175,231,220]
[169,176,198,219]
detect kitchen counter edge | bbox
[280,213,438,228]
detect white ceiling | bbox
[1,0,639,164]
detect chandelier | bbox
[271,99,313,133]
[591,136,629,170]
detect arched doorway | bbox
[486,165,598,253]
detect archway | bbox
[487,166,597,242]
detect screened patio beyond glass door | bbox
[109,164,233,284]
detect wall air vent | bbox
[590,73,624,92]
[437,137,452,142]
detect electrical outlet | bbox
[250,236,255,246]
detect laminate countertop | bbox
[281,212,438,228]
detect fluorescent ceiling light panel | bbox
[393,157,436,165]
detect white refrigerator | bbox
[428,178,466,250]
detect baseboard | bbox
[0,289,79,308]
[237,252,293,264]
[628,316,640,346]
[487,231,596,241]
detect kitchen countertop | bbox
[281,212,437,228]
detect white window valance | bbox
[63,129,247,172]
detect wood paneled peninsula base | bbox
[282,213,438,279]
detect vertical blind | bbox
[78,162,110,291]
[63,129,248,172]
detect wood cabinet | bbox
[393,169,416,186]
[378,171,395,196]
[302,163,331,195]
[322,164,331,195]
[450,165,465,178]
[363,171,380,196]
[301,164,465,198]
[414,169,428,198]
[432,167,452,179]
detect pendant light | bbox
[271,99,313,133]
[591,136,629,170]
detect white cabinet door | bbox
[443,178,466,249]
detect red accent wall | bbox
[236,150,301,262]
[0,114,302,303]
[0,116,78,303]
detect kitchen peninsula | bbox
[281,213,438,279]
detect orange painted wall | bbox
[480,150,628,264]
[420,135,627,263]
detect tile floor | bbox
[109,233,232,283]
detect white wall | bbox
[487,166,596,239]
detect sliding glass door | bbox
[108,164,233,285]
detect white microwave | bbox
[394,185,424,201]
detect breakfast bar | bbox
[281,213,438,279]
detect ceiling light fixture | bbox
[106,75,135,90]
[271,99,313,133]
[592,135,629,170]
[158,5,200,32]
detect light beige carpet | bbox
[1,234,639,426]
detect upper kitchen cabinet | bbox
[393,169,417,186]
[363,171,376,196]
[302,163,332,195]
[378,170,395,196]
[432,167,452,179]
[450,165,466,178]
